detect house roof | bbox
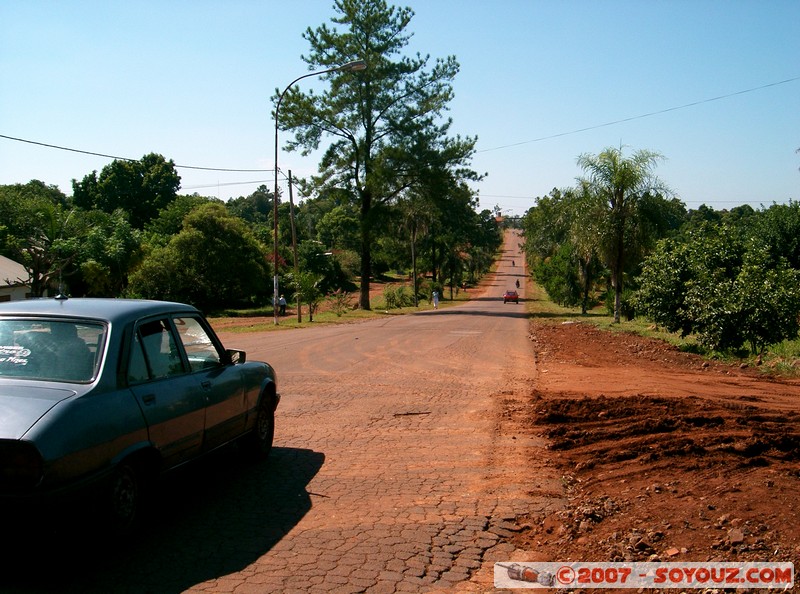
[0,255,28,288]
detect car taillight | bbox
[0,440,43,492]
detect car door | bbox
[127,317,205,469]
[172,315,247,452]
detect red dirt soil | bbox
[511,319,800,581]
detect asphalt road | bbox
[3,230,563,594]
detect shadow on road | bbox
[419,306,531,320]
[0,446,324,593]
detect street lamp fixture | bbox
[272,59,366,324]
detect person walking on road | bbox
[432,290,439,310]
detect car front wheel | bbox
[241,396,275,460]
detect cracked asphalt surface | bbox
[2,230,563,593]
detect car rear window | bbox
[0,319,105,383]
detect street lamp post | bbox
[272,60,366,325]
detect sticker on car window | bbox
[0,345,31,366]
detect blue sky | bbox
[1,0,798,217]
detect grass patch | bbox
[208,280,470,333]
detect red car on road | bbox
[503,290,519,304]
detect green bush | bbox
[534,243,581,307]
[635,226,800,354]
[383,284,415,309]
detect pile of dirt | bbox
[512,320,800,571]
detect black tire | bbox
[107,462,142,536]
[241,396,275,460]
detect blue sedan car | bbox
[0,297,279,533]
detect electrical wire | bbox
[2,75,797,170]
[0,134,272,173]
[181,179,273,191]
[477,76,800,153]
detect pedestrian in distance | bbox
[432,290,439,310]
[279,295,287,316]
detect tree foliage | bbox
[72,153,181,229]
[534,242,581,308]
[278,0,480,309]
[127,203,268,309]
[635,215,800,354]
[287,270,324,321]
[74,209,142,296]
[576,146,667,322]
[0,181,80,296]
[523,150,688,318]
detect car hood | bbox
[0,385,76,439]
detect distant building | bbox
[0,255,30,301]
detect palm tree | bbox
[577,147,665,322]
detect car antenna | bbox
[55,274,68,300]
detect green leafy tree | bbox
[73,209,142,296]
[635,224,800,353]
[577,147,667,322]
[753,200,800,269]
[297,239,352,294]
[127,203,268,308]
[522,188,573,264]
[397,191,433,306]
[0,181,79,296]
[523,187,594,311]
[632,236,697,337]
[146,194,219,240]
[226,185,274,225]
[278,0,478,310]
[72,153,181,229]
[534,242,581,308]
[316,204,361,252]
[568,184,605,313]
[288,270,324,321]
[729,247,800,354]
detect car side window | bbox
[174,316,222,372]
[128,319,184,383]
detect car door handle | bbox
[142,394,156,405]
[201,380,212,390]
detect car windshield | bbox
[0,319,105,383]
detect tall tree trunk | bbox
[611,192,625,324]
[411,221,418,307]
[431,241,438,283]
[580,255,592,315]
[612,225,625,323]
[359,189,372,310]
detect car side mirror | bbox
[224,349,247,365]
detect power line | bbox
[481,192,776,207]
[2,75,798,171]
[182,179,273,191]
[477,76,800,153]
[0,134,272,173]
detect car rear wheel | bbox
[241,396,275,460]
[107,462,142,536]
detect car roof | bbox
[0,297,200,324]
